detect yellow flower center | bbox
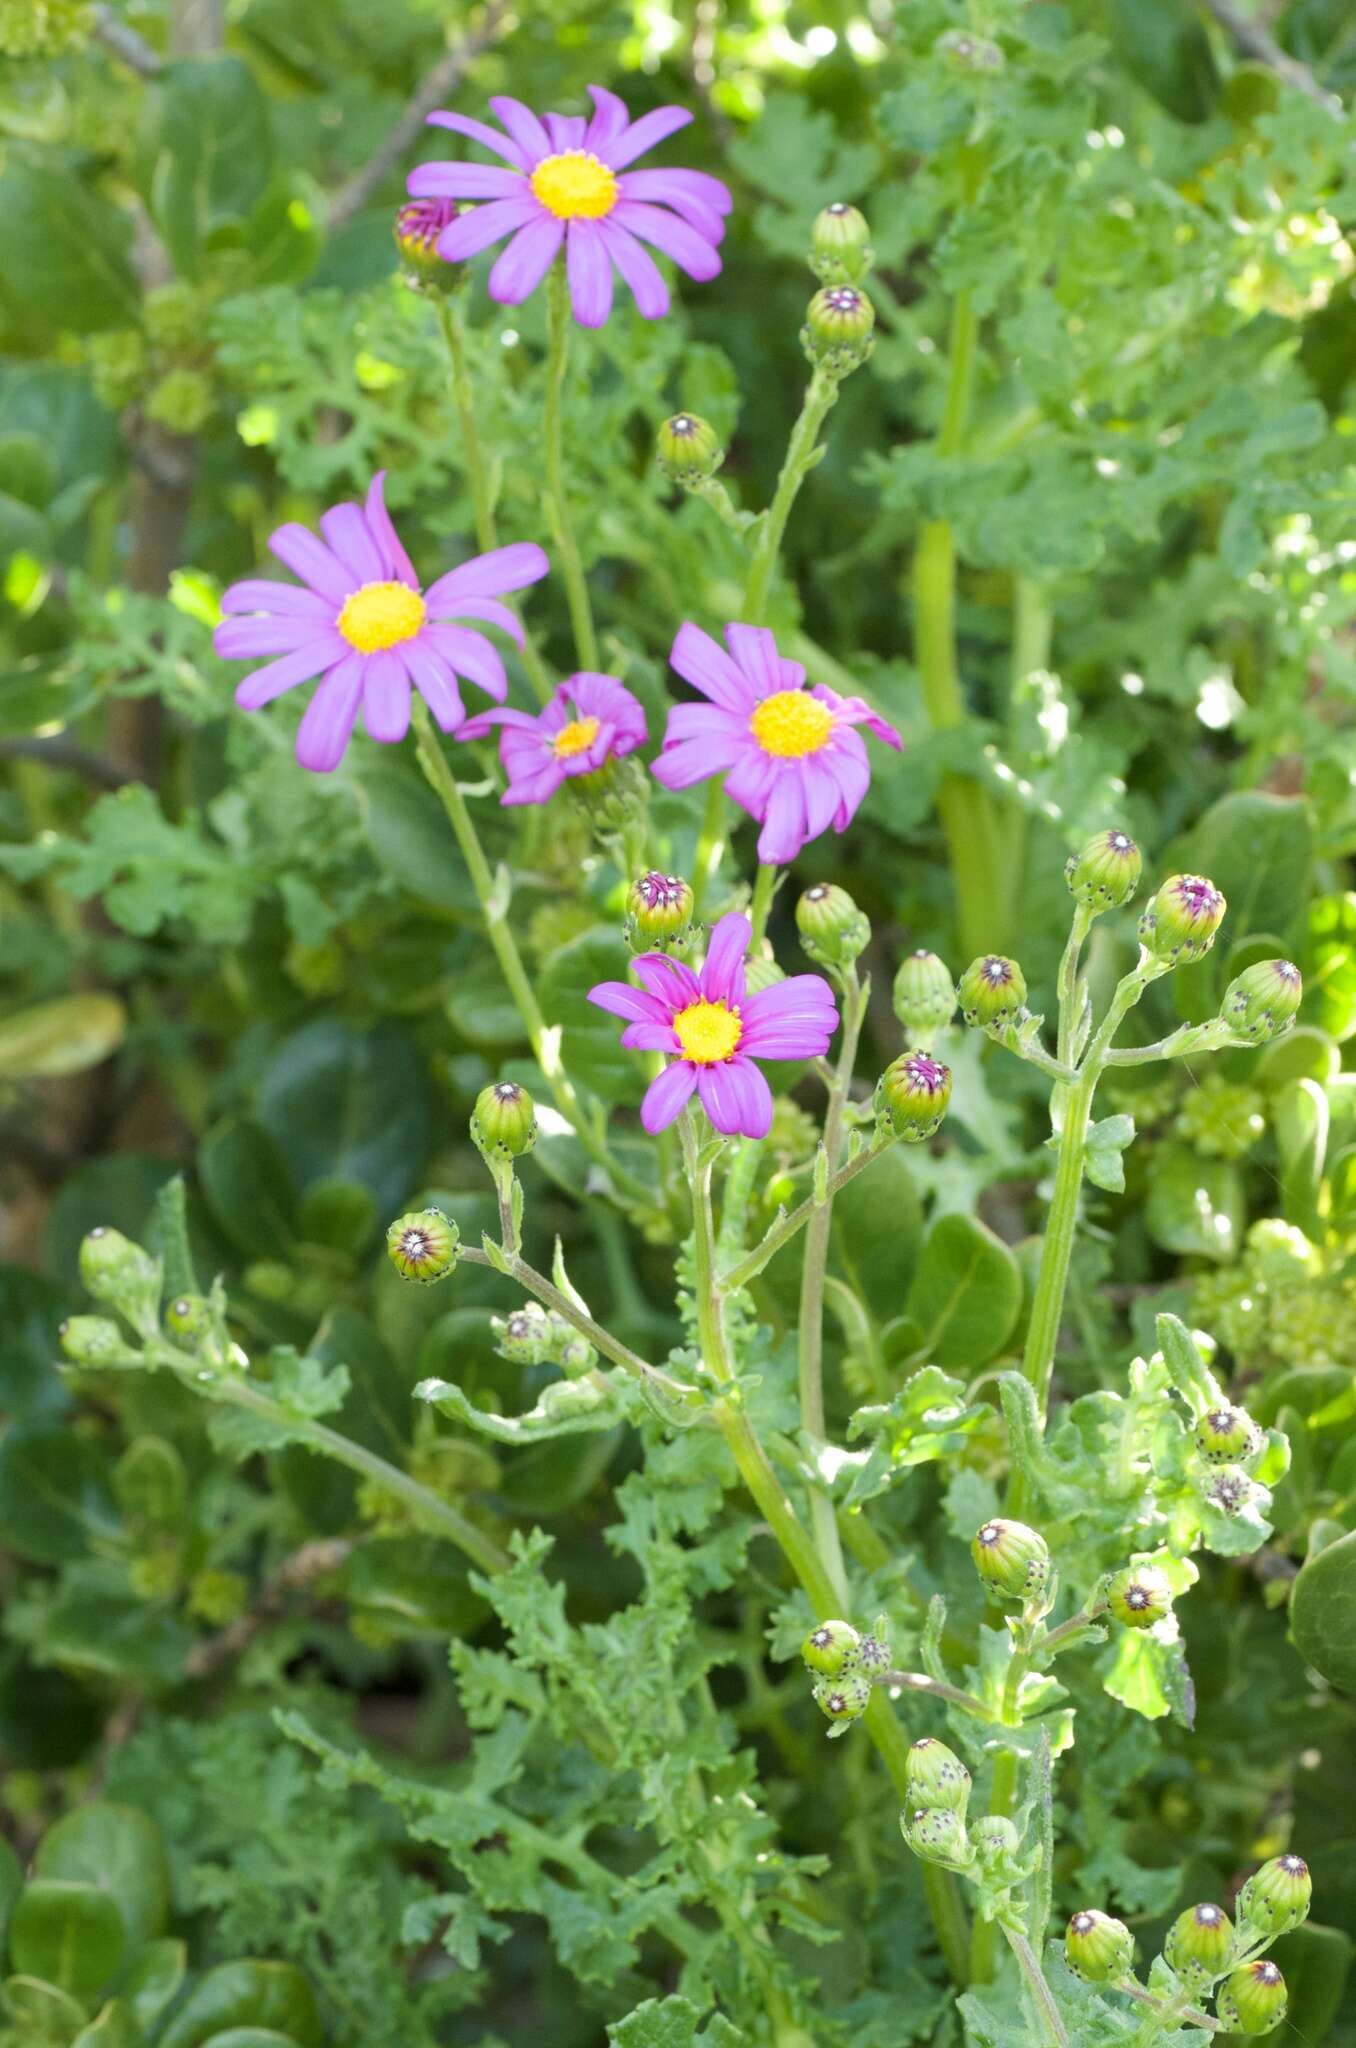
[553,715,601,758]
[530,150,619,221]
[673,998,742,1065]
[749,689,835,759]
[337,580,427,654]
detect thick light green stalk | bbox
[996,577,1053,938]
[544,264,599,672]
[743,365,840,625]
[748,861,778,951]
[721,1134,898,1293]
[691,779,727,921]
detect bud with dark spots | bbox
[795,883,870,969]
[813,1671,872,1723]
[471,1081,538,1162]
[1064,1910,1135,1984]
[810,201,874,284]
[1221,960,1302,1044]
[855,1631,890,1674]
[958,955,1027,1028]
[493,1302,556,1366]
[802,1619,861,1678]
[1199,1465,1253,1517]
[803,284,875,372]
[905,1737,971,1814]
[386,1207,460,1286]
[1194,1403,1261,1467]
[1165,1902,1234,1986]
[972,1518,1050,1601]
[1106,1562,1174,1629]
[656,412,724,485]
[1138,873,1226,964]
[875,1050,952,1142]
[972,1815,1021,1867]
[1065,828,1142,912]
[901,1806,971,1867]
[1237,1854,1311,1937]
[893,949,957,1039]
[1216,1960,1287,2035]
[625,871,695,953]
[394,198,464,290]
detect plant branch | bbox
[721,1135,897,1293]
[1200,0,1341,110]
[91,4,163,74]
[544,263,600,671]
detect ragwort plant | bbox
[50,51,1331,2042]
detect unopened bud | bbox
[1106,1562,1174,1629]
[471,1081,538,1162]
[1138,874,1226,964]
[58,1316,137,1368]
[802,1618,861,1677]
[1064,1910,1135,1985]
[386,1207,459,1285]
[855,1631,890,1673]
[1065,829,1142,912]
[893,949,957,1039]
[901,1806,971,1867]
[1164,1902,1234,1985]
[972,1815,1021,1867]
[803,284,875,372]
[1221,961,1302,1044]
[744,957,785,997]
[874,1050,952,1142]
[935,27,1005,72]
[538,1378,608,1420]
[810,202,873,284]
[1216,1960,1287,2035]
[165,1293,212,1342]
[812,1671,871,1723]
[795,883,869,969]
[79,1227,160,1324]
[1236,1855,1311,1937]
[626,871,695,953]
[493,1302,556,1366]
[958,955,1027,1029]
[972,1518,1050,1601]
[394,198,463,290]
[1193,1403,1260,1468]
[656,413,723,485]
[1199,1465,1253,1517]
[905,1737,971,1814]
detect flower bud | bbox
[386,1207,459,1285]
[810,202,873,284]
[1064,1910,1135,1985]
[958,955,1027,1029]
[1138,874,1227,964]
[972,1815,1021,1866]
[1221,961,1302,1045]
[744,957,785,996]
[1236,1854,1311,1937]
[905,1737,971,1814]
[1164,1902,1234,1986]
[165,1293,212,1342]
[656,412,724,485]
[935,27,1005,72]
[812,1671,872,1723]
[58,1316,137,1368]
[1199,1465,1253,1517]
[1065,829,1142,913]
[855,1631,890,1674]
[803,285,875,372]
[972,1518,1050,1602]
[802,1618,861,1678]
[538,1378,608,1420]
[1193,1403,1261,1468]
[795,883,870,969]
[394,198,463,290]
[493,1301,556,1366]
[874,1050,952,1143]
[471,1081,538,1162]
[893,949,957,1039]
[625,871,695,954]
[1106,1562,1174,1629]
[1216,1960,1287,2035]
[901,1806,971,1867]
[79,1227,160,1321]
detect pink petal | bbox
[220,579,335,619]
[436,197,542,261]
[488,96,553,164]
[294,651,365,773]
[815,684,902,749]
[457,705,539,740]
[617,169,730,242]
[424,109,529,169]
[641,1058,697,1133]
[669,621,757,713]
[700,913,750,1007]
[595,219,669,319]
[362,648,412,743]
[650,737,722,790]
[697,1057,771,1139]
[588,981,672,1025]
[424,624,508,702]
[489,217,565,304]
[721,747,776,818]
[425,543,549,608]
[234,636,349,710]
[268,524,353,604]
[406,161,525,201]
[757,773,808,865]
[663,702,745,744]
[802,754,841,842]
[631,954,699,1010]
[502,765,567,807]
[364,472,418,587]
[433,595,524,643]
[620,1019,680,1052]
[544,113,588,151]
[611,200,721,281]
[585,85,631,153]
[320,502,386,586]
[566,219,614,328]
[823,733,870,827]
[215,616,328,659]
[600,105,694,171]
[403,641,466,733]
[724,623,796,698]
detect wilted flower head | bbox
[588,910,838,1138]
[460,672,646,806]
[215,473,548,771]
[408,85,732,327]
[394,196,462,284]
[653,623,901,864]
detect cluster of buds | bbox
[934,25,1005,72]
[971,1518,1050,1603]
[655,413,725,487]
[901,1736,973,1870]
[874,1050,952,1143]
[795,883,869,971]
[1105,1560,1174,1630]
[800,1618,889,1734]
[626,871,696,955]
[76,1226,162,1335]
[386,1206,460,1285]
[958,954,1027,1031]
[492,1299,595,1376]
[471,1081,538,1164]
[893,949,957,1042]
[393,198,462,292]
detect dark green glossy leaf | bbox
[8,1881,125,2000]
[0,1424,120,1565]
[904,1214,1021,1369]
[156,1961,321,2048]
[1291,1526,1356,1690]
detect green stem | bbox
[999,578,1052,934]
[722,1135,897,1293]
[1003,1927,1069,2048]
[743,365,840,625]
[458,1244,689,1404]
[544,264,599,671]
[876,1670,991,1718]
[1056,906,1093,1070]
[749,861,778,951]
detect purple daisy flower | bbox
[407,84,733,328]
[652,623,903,865]
[460,671,647,805]
[214,472,549,773]
[588,911,838,1139]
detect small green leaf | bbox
[1084,1112,1135,1194]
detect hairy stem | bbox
[722,1134,898,1293]
[1003,1927,1069,2048]
[743,365,840,625]
[544,264,599,671]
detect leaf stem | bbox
[721,1134,898,1294]
[544,264,599,671]
[749,860,779,951]
[742,364,840,626]
[1002,1927,1069,2048]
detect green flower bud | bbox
[1216,1960,1287,2035]
[905,1737,971,1814]
[1106,1562,1174,1629]
[394,198,464,290]
[58,1316,137,1368]
[958,955,1027,1029]
[803,284,875,372]
[1193,1403,1261,1468]
[1221,961,1302,1045]
[795,883,870,969]
[471,1081,538,1162]
[165,1293,212,1342]
[625,871,695,953]
[972,1815,1021,1867]
[538,1377,608,1420]
[145,368,213,435]
[901,1806,971,1867]
[744,957,785,997]
[79,1227,160,1320]
[1138,874,1227,965]
[855,1632,890,1674]
[874,1050,952,1143]
[1065,829,1142,912]
[802,1619,861,1678]
[972,1518,1050,1602]
[812,1671,872,1722]
[1199,1464,1253,1517]
[893,949,957,1039]
[935,26,1005,72]
[656,412,724,485]
[493,1302,556,1366]
[386,1207,459,1285]
[1164,1902,1234,1985]
[810,202,874,284]
[1236,1854,1311,1937]
[1064,1910,1135,1985]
